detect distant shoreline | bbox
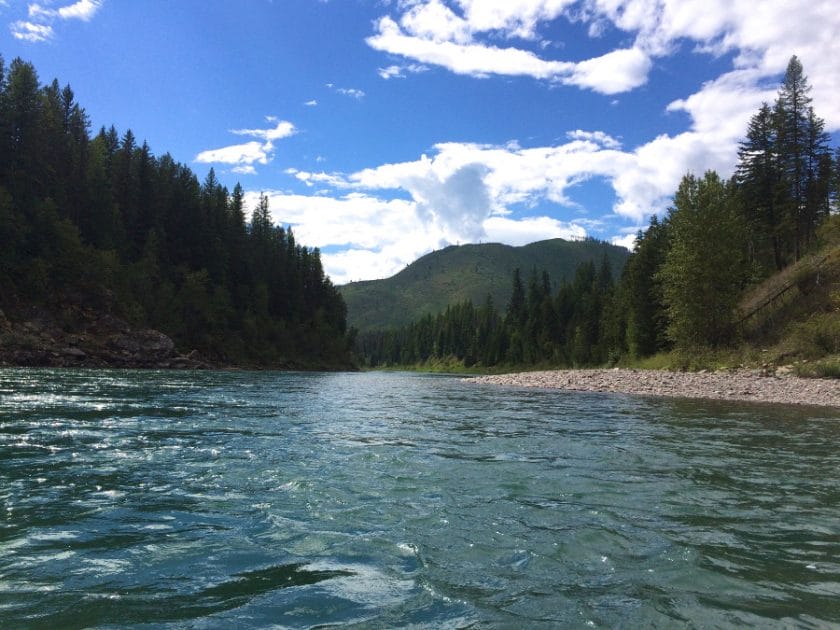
[466,368,840,408]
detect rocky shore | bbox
[0,306,212,370]
[467,368,840,408]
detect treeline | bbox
[359,56,839,369]
[621,56,837,354]
[0,55,351,366]
[358,258,621,367]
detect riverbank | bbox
[0,306,356,371]
[467,368,840,408]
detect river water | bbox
[1,369,838,628]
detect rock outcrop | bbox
[0,306,211,369]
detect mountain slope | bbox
[340,238,629,331]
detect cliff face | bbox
[0,305,210,370]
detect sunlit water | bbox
[1,369,839,628]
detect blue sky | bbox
[3,0,839,283]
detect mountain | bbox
[340,238,630,331]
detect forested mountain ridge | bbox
[0,55,354,369]
[340,238,629,331]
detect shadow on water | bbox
[43,563,354,626]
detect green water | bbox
[1,369,838,628]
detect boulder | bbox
[108,329,175,360]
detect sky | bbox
[2,0,839,284]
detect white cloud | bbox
[566,47,650,94]
[566,129,622,149]
[57,0,102,21]
[286,168,351,189]
[456,0,574,39]
[400,0,471,44]
[304,99,318,107]
[232,165,258,176]
[196,141,271,167]
[243,185,595,284]
[29,0,102,21]
[11,0,102,42]
[611,232,637,251]
[244,0,840,282]
[377,63,429,79]
[246,112,769,280]
[367,16,574,82]
[378,65,404,80]
[367,13,651,94]
[327,83,366,99]
[195,118,296,173]
[484,216,586,245]
[366,0,840,114]
[231,119,296,142]
[337,87,365,99]
[10,20,53,41]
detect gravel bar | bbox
[466,368,840,408]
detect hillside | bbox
[734,216,840,375]
[340,238,629,331]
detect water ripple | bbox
[1,368,839,627]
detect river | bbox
[1,369,838,627]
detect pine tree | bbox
[774,56,831,261]
[658,172,749,348]
[737,103,783,270]
[622,215,671,358]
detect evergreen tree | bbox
[737,103,783,270]
[622,215,671,358]
[774,55,831,261]
[0,56,352,367]
[658,172,749,348]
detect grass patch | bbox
[793,357,840,379]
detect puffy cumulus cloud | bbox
[484,216,586,245]
[400,0,472,44]
[350,136,630,217]
[57,0,103,21]
[243,183,594,283]
[411,163,492,240]
[566,129,622,149]
[595,0,840,126]
[456,0,575,39]
[248,121,730,281]
[195,118,296,174]
[246,134,673,281]
[240,189,444,283]
[565,47,651,94]
[279,112,756,281]
[611,231,638,251]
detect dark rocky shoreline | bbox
[0,306,213,370]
